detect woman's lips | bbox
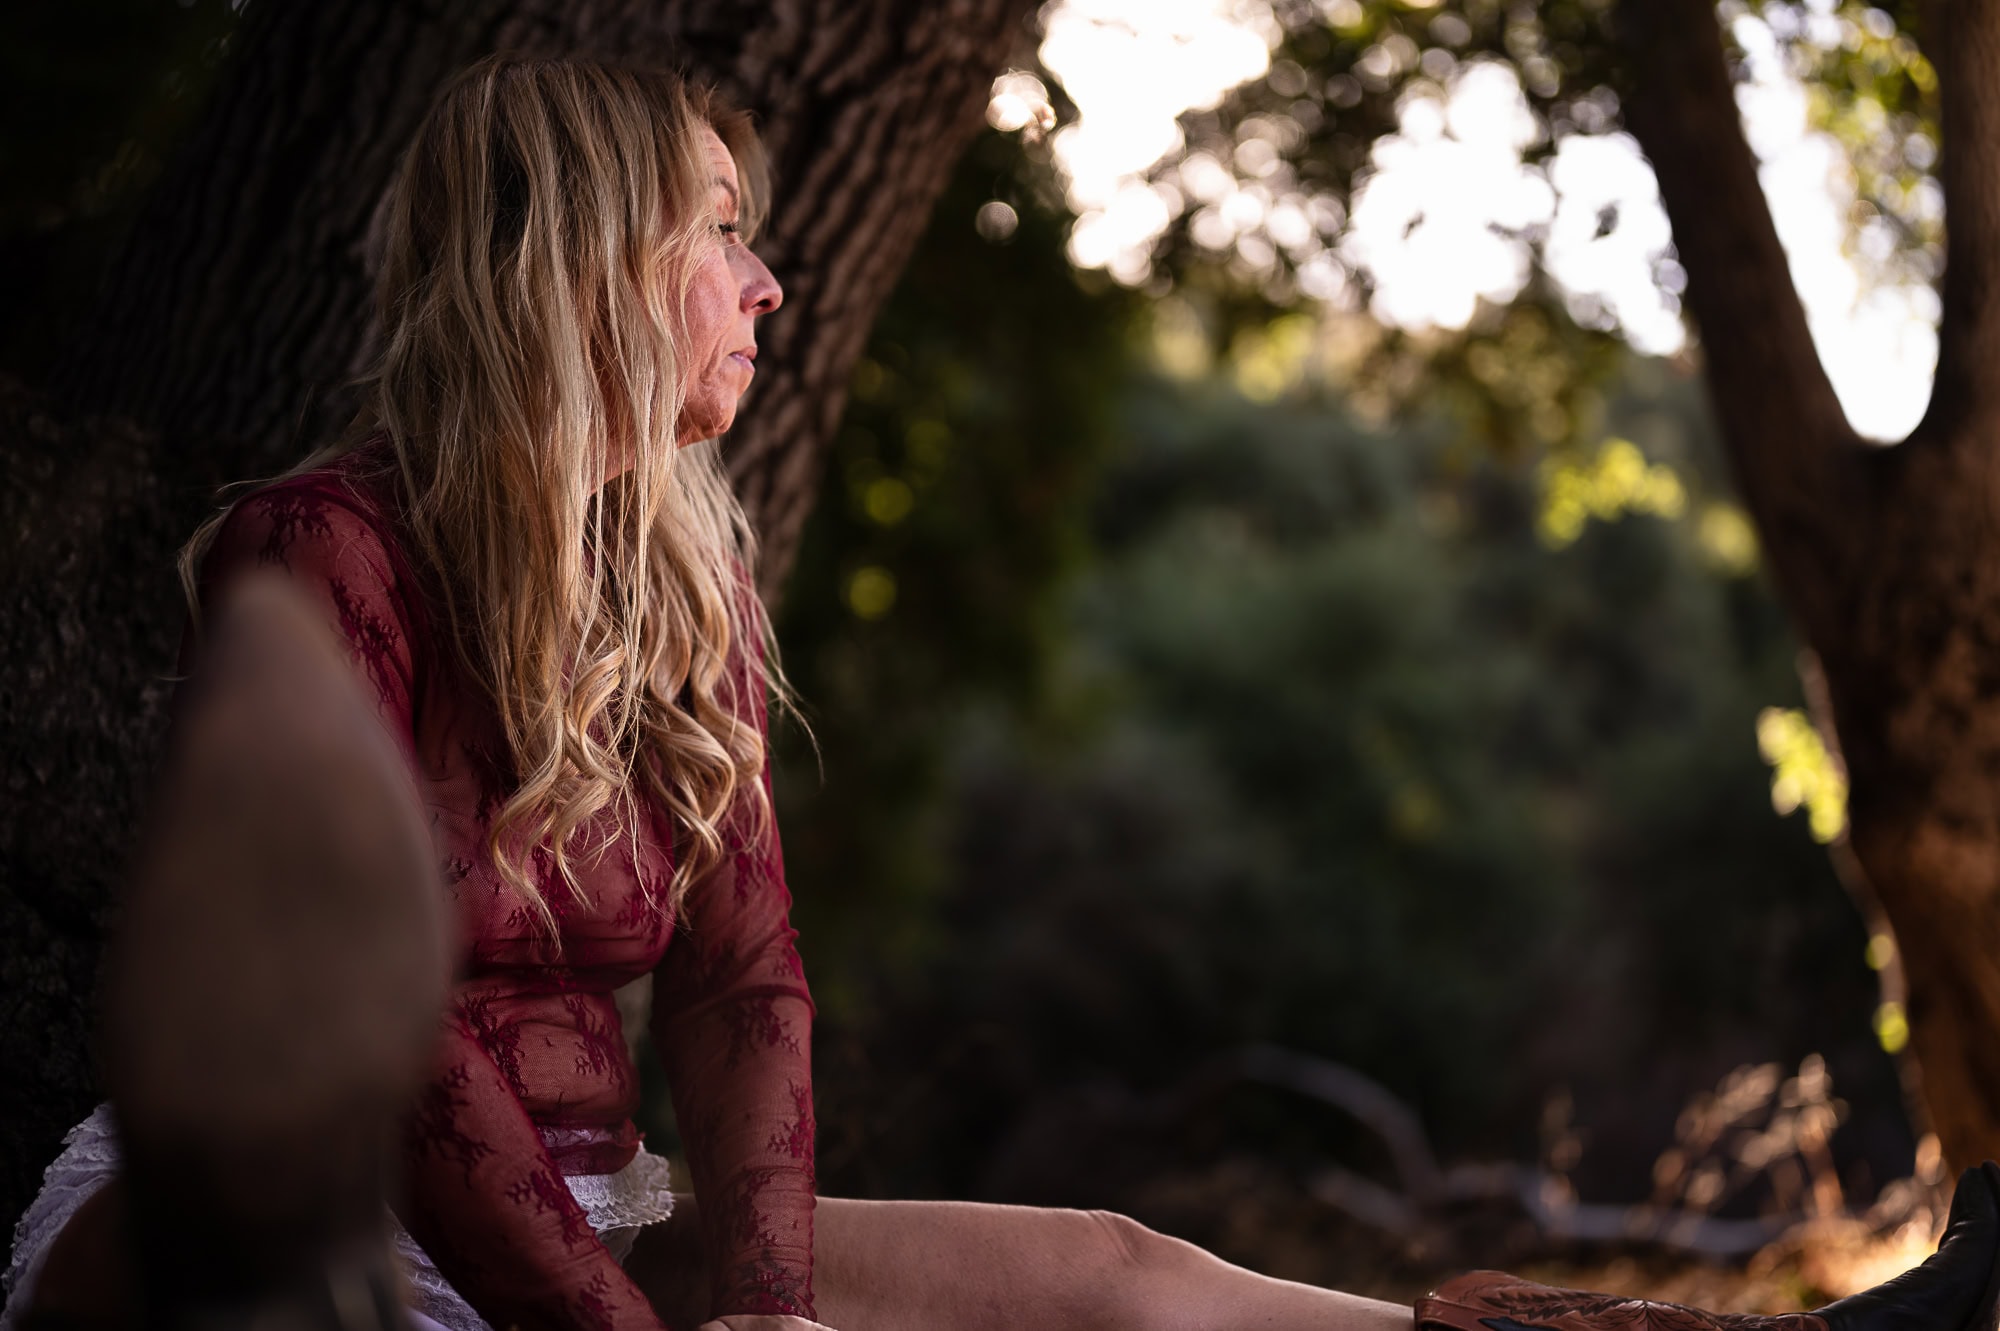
[729,350,756,373]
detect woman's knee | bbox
[1076,1207,1199,1276]
[1058,1209,1222,1331]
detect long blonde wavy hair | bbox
[183,55,787,932]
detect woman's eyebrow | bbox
[714,177,740,208]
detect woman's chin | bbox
[675,418,732,447]
[675,400,742,446]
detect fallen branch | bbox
[1234,1046,1849,1262]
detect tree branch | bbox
[1614,0,1871,650]
[1922,0,2000,437]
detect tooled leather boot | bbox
[1417,1162,2000,1331]
[88,575,448,1331]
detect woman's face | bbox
[675,126,783,446]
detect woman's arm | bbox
[400,1007,668,1331]
[651,684,817,1322]
[198,481,670,1331]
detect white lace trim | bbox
[566,1149,675,1233]
[1,1106,673,1331]
[2,1104,119,1331]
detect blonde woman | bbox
[7,52,2000,1331]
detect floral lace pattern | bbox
[1,1106,120,1330]
[170,454,816,1329]
[0,1105,673,1331]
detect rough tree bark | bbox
[1616,0,2000,1171]
[0,0,1038,1227]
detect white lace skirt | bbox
[1,1105,675,1331]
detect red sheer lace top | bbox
[188,452,816,1330]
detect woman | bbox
[7,53,2000,1331]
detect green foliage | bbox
[1160,0,1933,292]
[1205,0,1619,192]
[1756,706,1849,844]
[1416,294,1629,457]
[1117,0,1937,460]
[1134,0,1639,457]
[772,128,1143,1016]
[778,156,1902,1192]
[1740,0,1941,289]
[1147,0,1626,310]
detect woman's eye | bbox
[717,221,740,239]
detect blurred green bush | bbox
[774,132,1906,1216]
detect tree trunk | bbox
[1617,0,2000,1172]
[1,0,1036,1227]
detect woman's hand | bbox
[697,1318,838,1331]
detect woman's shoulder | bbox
[196,441,433,711]
[209,445,405,574]
[200,442,435,657]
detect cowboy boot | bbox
[90,574,448,1331]
[1417,1162,2000,1331]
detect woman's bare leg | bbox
[629,1195,1411,1331]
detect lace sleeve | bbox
[650,668,816,1320]
[399,1011,666,1331]
[195,480,419,761]
[199,479,669,1331]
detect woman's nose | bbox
[739,249,783,316]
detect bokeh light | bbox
[1013,0,1940,440]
